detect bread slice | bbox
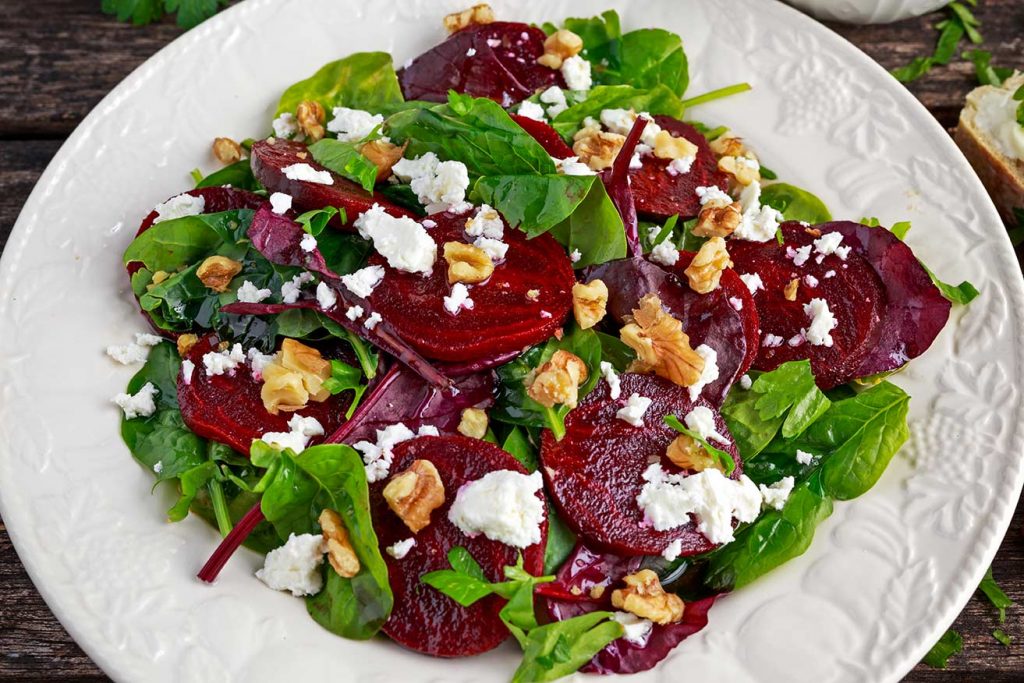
[954,72,1024,228]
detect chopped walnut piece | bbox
[804,227,822,237]
[526,289,540,302]
[652,130,698,161]
[573,129,626,171]
[177,333,199,358]
[784,278,800,301]
[708,134,747,159]
[360,139,407,182]
[611,569,685,625]
[666,434,720,472]
[457,407,489,439]
[537,29,584,69]
[260,339,332,414]
[692,201,742,238]
[443,3,495,33]
[383,459,446,533]
[572,279,608,330]
[589,584,606,599]
[443,242,494,284]
[319,509,360,578]
[718,155,760,186]
[619,293,704,387]
[261,362,309,414]
[527,349,588,408]
[196,255,243,293]
[296,100,326,142]
[280,339,332,401]
[683,237,732,294]
[212,137,243,165]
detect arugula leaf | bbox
[922,629,963,668]
[550,85,685,140]
[276,52,404,118]
[308,139,379,193]
[195,160,262,192]
[664,415,736,474]
[510,611,623,683]
[759,183,833,224]
[979,566,1013,623]
[542,177,627,263]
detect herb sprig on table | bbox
[102,0,230,29]
[891,0,984,83]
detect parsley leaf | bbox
[891,1,984,83]
[101,0,165,25]
[922,629,963,668]
[164,0,229,28]
[979,566,1013,624]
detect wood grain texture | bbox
[0,0,1022,680]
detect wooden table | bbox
[1,0,1022,679]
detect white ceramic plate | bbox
[1,1,1020,681]
[784,0,947,24]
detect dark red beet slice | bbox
[247,205,338,278]
[510,114,574,158]
[540,372,742,557]
[136,186,267,237]
[177,335,351,456]
[585,256,757,405]
[250,139,414,227]
[399,22,562,106]
[728,222,886,388]
[540,543,716,674]
[629,117,727,222]
[824,221,951,377]
[365,210,575,362]
[369,435,546,657]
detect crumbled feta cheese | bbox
[732,182,783,242]
[466,47,477,57]
[444,283,475,314]
[181,359,196,385]
[662,539,683,562]
[465,205,504,240]
[364,312,383,330]
[739,272,764,294]
[236,280,272,303]
[282,163,334,185]
[616,393,652,427]
[112,382,158,419]
[153,193,206,224]
[729,296,744,311]
[487,37,502,48]
[763,333,785,348]
[649,239,679,267]
[203,343,245,376]
[824,269,836,279]
[759,476,795,511]
[683,406,729,445]
[600,108,635,135]
[600,361,621,400]
[739,374,753,390]
[354,204,437,275]
[570,248,582,263]
[560,55,592,91]
[788,333,805,347]
[340,264,385,298]
[300,232,318,253]
[106,332,163,365]
[418,425,440,437]
[688,345,720,401]
[271,113,301,140]
[153,461,163,474]
[326,107,384,143]
[261,414,325,454]
[473,237,509,261]
[345,305,364,321]
[787,244,812,267]
[247,348,274,380]
[386,538,416,559]
[802,298,837,347]
[269,192,293,215]
[636,464,762,544]
[393,153,471,214]
[539,86,568,117]
[255,533,325,597]
[813,232,851,260]
[392,152,439,183]
[315,282,337,311]
[553,155,596,176]
[611,612,654,646]
[796,449,815,465]
[667,156,695,176]
[517,100,547,121]
[629,151,644,170]
[804,274,819,288]
[281,272,314,304]
[695,185,733,207]
[354,423,433,483]
[449,470,545,548]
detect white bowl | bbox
[786,0,947,23]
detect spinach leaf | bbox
[544,179,627,266]
[123,209,255,271]
[979,566,1013,624]
[924,264,981,305]
[596,331,635,371]
[759,183,833,224]
[922,629,963,668]
[609,29,688,96]
[308,139,379,193]
[276,52,404,117]
[472,174,595,236]
[550,85,685,140]
[316,231,372,275]
[501,426,539,471]
[195,160,262,192]
[421,547,553,607]
[323,359,367,419]
[510,611,623,683]
[543,505,577,575]
[564,11,622,70]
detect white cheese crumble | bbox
[354,204,437,275]
[517,100,547,121]
[553,155,596,176]
[733,182,783,243]
[683,406,729,445]
[386,538,416,560]
[667,156,696,176]
[345,305,364,321]
[739,374,753,390]
[611,612,654,646]
[600,361,621,400]
[763,333,785,348]
[738,272,764,294]
[236,280,272,303]
[449,470,545,548]
[539,86,568,117]
[247,348,274,380]
[392,152,471,214]
[255,532,325,597]
[662,538,683,562]
[560,55,592,91]
[729,296,744,311]
[112,382,158,419]
[465,205,504,240]
[261,414,325,454]
[354,423,417,482]
[787,244,812,267]
[364,312,383,330]
[695,185,733,207]
[759,476,795,511]
[649,239,679,267]
[796,449,815,465]
[315,282,337,311]
[300,232,318,253]
[824,269,836,279]
[181,359,196,385]
[326,107,384,143]
[269,192,293,215]
[688,344,720,401]
[341,264,385,298]
[466,47,477,57]
[153,193,205,224]
[203,343,245,376]
[153,461,163,474]
[570,248,582,263]
[802,298,837,347]
[271,113,301,140]
[474,236,509,261]
[804,274,819,288]
[616,393,652,427]
[444,283,475,314]
[281,272,314,304]
[813,232,851,260]
[282,163,334,185]
[106,332,163,365]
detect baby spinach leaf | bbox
[510,611,623,683]
[564,10,622,70]
[543,505,577,575]
[545,179,628,266]
[550,85,685,140]
[922,629,963,668]
[472,174,594,235]
[751,360,831,439]
[759,183,833,224]
[123,209,255,272]
[664,415,736,474]
[294,206,339,238]
[595,331,635,372]
[421,547,553,607]
[323,359,367,419]
[924,264,980,305]
[502,426,539,471]
[195,159,262,192]
[308,139,379,193]
[609,29,688,96]
[979,566,1013,623]
[276,52,404,117]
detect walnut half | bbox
[572,279,608,330]
[260,339,332,414]
[527,349,588,409]
[383,459,446,533]
[319,509,360,578]
[619,293,704,387]
[296,100,326,143]
[573,129,626,171]
[197,255,243,293]
[692,201,741,239]
[444,3,495,33]
[443,242,494,284]
[457,408,489,439]
[683,237,732,294]
[610,569,685,625]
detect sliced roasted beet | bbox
[250,139,414,226]
[629,117,727,222]
[365,210,575,363]
[369,435,546,657]
[136,186,267,237]
[247,205,338,278]
[585,256,756,405]
[540,543,716,674]
[540,373,742,557]
[510,114,574,158]
[399,22,562,106]
[824,221,951,377]
[177,335,351,456]
[728,223,886,388]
